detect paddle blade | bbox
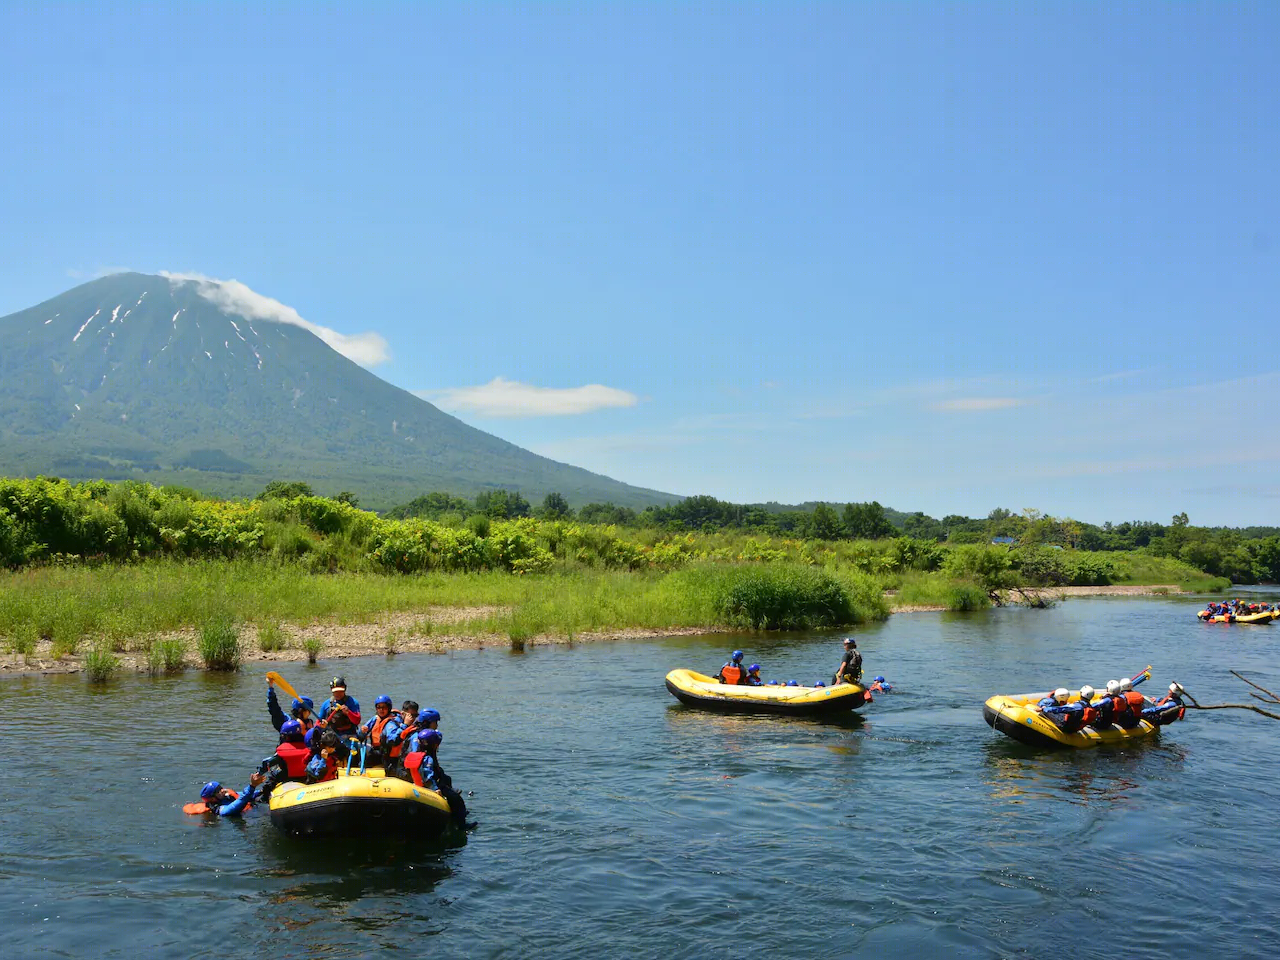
[266,671,302,703]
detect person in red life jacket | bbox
[317,677,361,755]
[833,637,862,685]
[263,719,312,789]
[184,772,265,818]
[1090,680,1123,728]
[1042,685,1096,733]
[715,651,746,684]
[359,694,403,766]
[868,676,893,693]
[305,730,342,783]
[406,729,443,790]
[267,680,316,734]
[1107,678,1139,729]
[1036,688,1069,712]
[744,664,763,686]
[1143,682,1187,725]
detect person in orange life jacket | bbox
[833,637,862,685]
[267,680,316,734]
[383,700,420,775]
[317,677,361,758]
[715,651,746,684]
[359,695,402,765]
[1143,682,1187,726]
[1104,679,1138,729]
[868,676,892,693]
[305,730,342,783]
[744,664,763,686]
[188,771,265,817]
[1118,677,1148,727]
[1042,686,1096,733]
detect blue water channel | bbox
[2,594,1278,959]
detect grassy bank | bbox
[0,559,890,663]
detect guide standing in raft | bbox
[833,637,862,685]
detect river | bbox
[2,594,1278,959]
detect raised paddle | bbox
[266,671,304,704]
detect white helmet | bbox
[1106,680,1121,696]
[1053,688,1069,703]
[1169,682,1184,695]
[1120,678,1134,692]
[1079,685,1095,701]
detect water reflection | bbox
[981,737,1187,808]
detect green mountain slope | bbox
[0,273,676,510]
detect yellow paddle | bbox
[266,670,303,704]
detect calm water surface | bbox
[2,595,1278,959]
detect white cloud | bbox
[931,397,1026,412]
[160,272,389,367]
[422,377,638,417]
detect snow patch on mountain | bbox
[160,272,389,367]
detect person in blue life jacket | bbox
[1143,682,1187,725]
[1040,686,1095,733]
[833,637,862,685]
[267,680,316,734]
[716,651,746,684]
[359,694,402,765]
[382,701,421,775]
[743,664,763,686]
[305,730,342,783]
[1036,688,1069,712]
[868,676,892,693]
[187,771,265,818]
[404,726,468,824]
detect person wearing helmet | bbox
[833,637,862,686]
[1040,687,1095,733]
[317,677,361,751]
[267,678,316,734]
[1089,681,1123,728]
[404,728,468,824]
[1120,678,1148,726]
[184,771,265,818]
[716,651,746,685]
[359,694,402,765]
[1036,688,1070,712]
[744,664,763,686]
[305,730,342,783]
[868,675,892,693]
[1143,682,1187,726]
[382,701,421,776]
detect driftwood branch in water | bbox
[1182,672,1280,721]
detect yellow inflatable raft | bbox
[664,669,868,716]
[1197,608,1277,624]
[983,689,1167,750]
[268,766,454,837]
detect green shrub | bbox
[198,618,241,670]
[302,637,323,664]
[716,565,853,630]
[148,637,186,673]
[257,621,287,652]
[945,582,990,611]
[83,644,120,682]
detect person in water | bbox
[359,694,402,766]
[317,677,361,753]
[868,675,892,693]
[187,771,265,818]
[744,664,763,686]
[716,650,746,684]
[1143,682,1187,725]
[833,637,862,686]
[267,681,316,734]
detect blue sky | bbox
[1,3,1276,526]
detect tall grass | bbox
[257,621,287,652]
[147,637,186,673]
[83,644,119,682]
[894,573,992,612]
[198,618,241,671]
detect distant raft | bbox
[983,690,1169,750]
[664,669,869,716]
[268,766,454,838]
[1197,608,1277,624]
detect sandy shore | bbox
[0,585,1189,679]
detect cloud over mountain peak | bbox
[160,271,389,367]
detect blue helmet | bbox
[731,650,744,662]
[280,719,303,738]
[766,680,778,685]
[787,680,798,686]
[374,694,393,708]
[420,729,442,747]
[874,676,886,683]
[748,664,761,672]
[291,696,314,712]
[200,781,221,800]
[815,681,825,687]
[417,708,441,726]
